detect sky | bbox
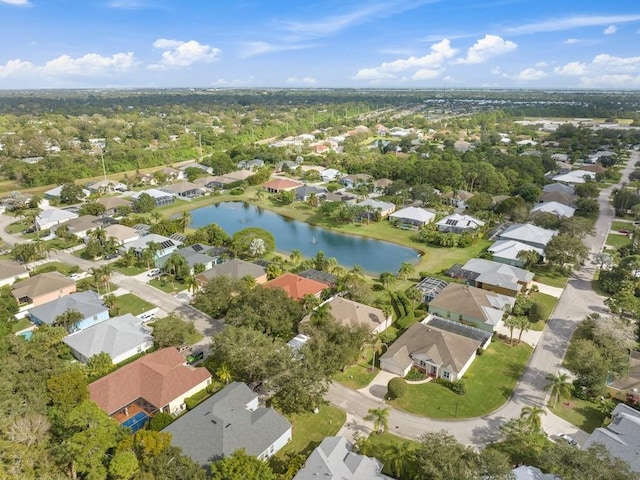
[0,0,639,90]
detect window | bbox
[419,360,426,367]
[442,371,451,380]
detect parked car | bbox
[104,252,118,260]
[186,351,204,365]
[22,227,36,234]
[69,273,82,281]
[139,312,155,321]
[147,268,161,277]
[557,433,579,448]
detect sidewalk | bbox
[531,281,564,298]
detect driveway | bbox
[326,149,639,446]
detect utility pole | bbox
[101,151,107,181]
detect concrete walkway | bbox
[531,281,564,298]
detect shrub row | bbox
[433,378,466,395]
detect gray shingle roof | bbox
[164,382,291,468]
[28,290,107,325]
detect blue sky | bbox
[0,0,639,89]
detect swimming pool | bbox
[122,411,149,433]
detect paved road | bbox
[327,150,639,446]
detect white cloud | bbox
[239,41,314,59]
[552,53,640,87]
[0,59,34,77]
[535,61,549,68]
[354,39,457,81]
[604,25,618,35]
[212,76,256,87]
[456,35,517,64]
[42,52,136,76]
[285,76,317,85]
[0,0,30,5]
[564,38,580,44]
[412,68,443,80]
[505,14,640,35]
[150,39,220,69]
[106,1,152,9]
[515,68,548,81]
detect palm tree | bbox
[90,267,103,294]
[406,287,424,310]
[54,309,83,334]
[398,262,415,281]
[185,275,199,295]
[216,364,232,384]
[544,372,572,408]
[145,241,161,268]
[90,227,107,246]
[307,192,319,207]
[379,272,396,291]
[369,334,387,373]
[385,442,415,479]
[301,294,321,313]
[150,210,162,224]
[310,302,332,327]
[515,315,530,343]
[350,264,365,278]
[180,210,192,233]
[289,249,302,266]
[520,405,546,433]
[364,407,389,434]
[122,248,137,268]
[503,316,519,345]
[254,188,265,200]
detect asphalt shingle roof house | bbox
[497,224,558,250]
[356,199,396,218]
[389,206,436,228]
[293,436,393,480]
[530,201,576,218]
[380,318,490,380]
[160,181,205,199]
[488,240,544,267]
[164,382,292,468]
[89,347,212,419]
[0,260,29,287]
[28,290,109,332]
[263,273,327,301]
[156,243,218,274]
[11,271,76,307]
[302,296,392,334]
[436,213,485,234]
[63,313,154,364]
[454,258,534,296]
[195,258,267,286]
[584,403,640,474]
[428,283,515,332]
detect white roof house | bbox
[488,240,544,267]
[36,208,79,231]
[552,170,596,184]
[120,233,182,259]
[497,224,558,250]
[389,206,436,226]
[530,201,576,218]
[63,313,153,364]
[356,199,396,217]
[321,168,342,182]
[436,214,485,234]
[44,185,91,200]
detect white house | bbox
[36,208,79,231]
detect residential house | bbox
[262,178,303,193]
[325,192,357,204]
[320,168,342,182]
[156,243,218,274]
[53,214,102,238]
[530,201,576,218]
[44,185,90,201]
[607,350,640,398]
[238,159,265,170]
[195,258,267,286]
[450,258,534,296]
[160,166,184,181]
[539,190,576,207]
[293,436,393,480]
[297,269,337,287]
[302,296,392,334]
[193,175,224,190]
[160,181,205,200]
[453,140,471,152]
[218,169,255,183]
[436,213,485,234]
[498,224,558,250]
[28,290,109,332]
[89,347,212,425]
[263,273,327,301]
[380,316,491,379]
[178,162,212,175]
[63,313,154,364]
[164,382,291,467]
[428,283,515,332]
[0,260,29,287]
[511,465,560,480]
[389,206,436,228]
[488,240,544,267]
[552,169,596,184]
[275,160,298,172]
[356,199,396,218]
[340,173,372,188]
[11,272,76,308]
[87,179,127,194]
[372,178,393,193]
[36,208,79,231]
[131,188,175,207]
[104,224,140,245]
[441,190,474,209]
[97,196,132,216]
[415,276,450,304]
[542,182,575,196]
[287,333,311,352]
[120,233,182,259]
[294,185,327,202]
[584,403,640,473]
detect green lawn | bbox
[611,220,634,230]
[333,348,379,390]
[391,340,532,418]
[31,261,79,276]
[276,405,346,457]
[148,277,187,293]
[366,432,419,477]
[113,263,147,276]
[112,293,154,316]
[549,397,606,433]
[606,233,632,248]
[529,292,558,331]
[531,266,568,289]
[11,317,33,333]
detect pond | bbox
[189,202,419,274]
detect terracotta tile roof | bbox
[263,273,326,301]
[88,347,211,415]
